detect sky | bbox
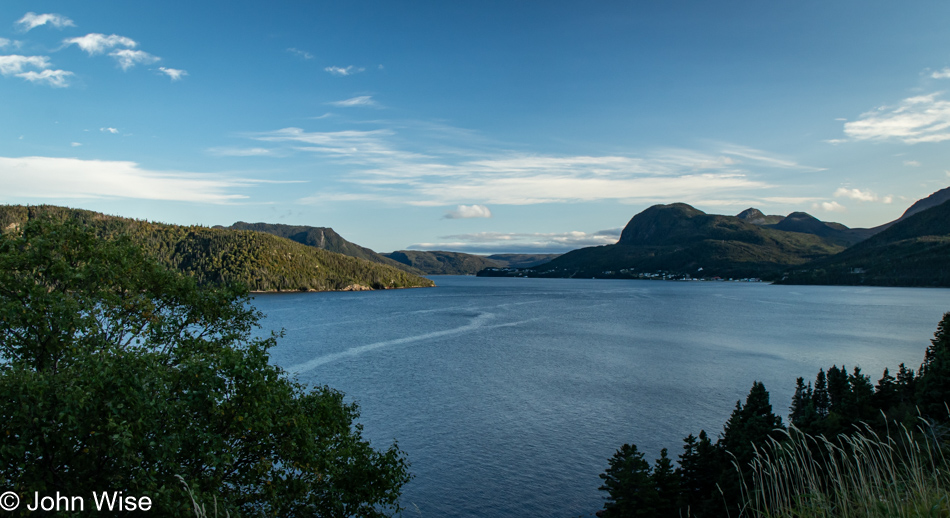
[3,1,950,254]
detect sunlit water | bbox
[255,276,950,517]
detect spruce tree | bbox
[873,367,899,413]
[916,312,950,419]
[813,369,830,419]
[599,444,659,517]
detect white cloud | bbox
[158,67,187,81]
[410,229,621,254]
[100,127,119,134]
[329,95,378,107]
[70,142,82,147]
[904,160,921,166]
[834,187,879,202]
[882,195,894,204]
[720,145,825,172]
[207,147,275,157]
[325,65,365,76]
[0,156,256,203]
[443,204,492,219]
[15,69,73,87]
[64,33,137,55]
[287,48,313,60]
[0,55,50,75]
[0,38,22,49]
[812,201,846,212]
[932,68,950,79]
[251,127,790,207]
[16,12,75,32]
[842,92,950,144]
[109,49,159,70]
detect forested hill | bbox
[382,250,562,275]
[481,203,846,280]
[777,197,950,287]
[225,221,425,276]
[0,205,435,292]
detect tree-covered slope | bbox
[384,250,502,275]
[0,205,435,292]
[486,203,844,280]
[226,221,424,275]
[778,198,950,286]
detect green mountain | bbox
[480,203,845,280]
[778,197,950,287]
[737,208,875,246]
[486,253,561,269]
[0,205,435,292]
[382,250,562,275]
[225,221,424,275]
[384,250,502,275]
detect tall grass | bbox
[176,475,231,518]
[737,420,950,517]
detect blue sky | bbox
[3,1,950,254]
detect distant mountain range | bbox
[6,186,947,288]
[224,222,559,276]
[0,206,434,292]
[777,193,950,286]
[478,187,950,287]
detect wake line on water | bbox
[286,312,539,374]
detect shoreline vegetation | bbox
[0,218,411,516]
[0,205,435,293]
[596,311,950,518]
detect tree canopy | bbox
[0,218,410,516]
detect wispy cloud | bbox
[841,92,950,144]
[100,127,119,134]
[410,229,621,254]
[720,145,825,172]
[158,67,187,81]
[17,69,73,87]
[0,55,50,75]
[329,95,378,107]
[0,55,72,87]
[834,187,877,202]
[0,38,22,49]
[443,204,492,219]
[932,68,950,79]
[109,49,159,70]
[287,47,314,60]
[0,156,258,203]
[16,12,75,32]
[64,33,136,55]
[833,187,893,204]
[245,126,804,207]
[207,147,275,157]
[325,65,364,76]
[904,159,921,167]
[812,201,846,212]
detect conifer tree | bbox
[916,312,950,419]
[813,369,830,419]
[677,431,720,518]
[897,363,916,405]
[873,367,899,412]
[599,444,659,518]
[651,448,679,517]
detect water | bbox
[255,277,950,517]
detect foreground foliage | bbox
[0,219,410,516]
[741,423,950,518]
[599,312,950,518]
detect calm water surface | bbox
[255,277,950,517]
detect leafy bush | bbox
[0,219,410,516]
